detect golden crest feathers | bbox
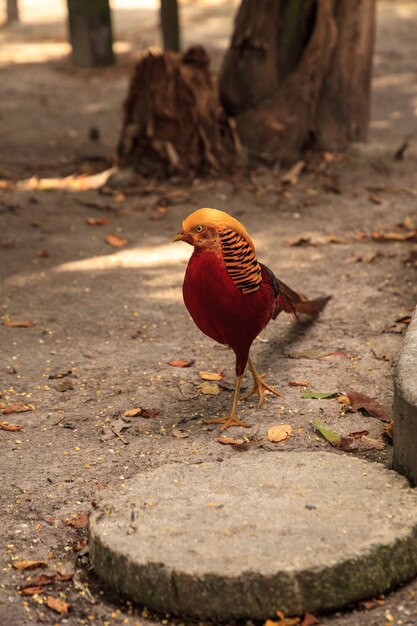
[182,208,255,250]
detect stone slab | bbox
[393,306,417,485]
[89,452,417,621]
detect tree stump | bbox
[220,0,376,163]
[116,46,240,177]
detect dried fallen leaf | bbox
[301,614,319,626]
[44,596,70,615]
[383,421,394,439]
[105,233,128,247]
[327,234,346,244]
[86,217,109,226]
[168,359,195,368]
[2,319,35,328]
[285,349,333,360]
[281,160,305,185]
[302,391,339,399]
[48,369,72,380]
[64,512,89,529]
[348,430,369,439]
[123,408,142,417]
[20,574,55,590]
[200,382,220,395]
[352,230,368,241]
[36,249,50,258]
[288,236,315,247]
[141,408,160,419]
[172,426,191,439]
[13,560,48,570]
[346,390,391,422]
[395,315,412,325]
[360,436,385,450]
[0,421,24,431]
[217,436,246,446]
[313,419,355,451]
[55,379,74,392]
[267,424,292,443]
[360,598,384,610]
[0,402,33,414]
[20,586,46,596]
[346,251,378,264]
[74,537,88,552]
[198,371,223,381]
[288,380,309,387]
[148,205,169,221]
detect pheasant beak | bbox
[172,231,185,243]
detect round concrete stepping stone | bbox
[90,452,417,621]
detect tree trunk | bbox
[220,0,376,163]
[160,0,180,52]
[6,0,19,24]
[116,47,240,176]
[67,0,114,68]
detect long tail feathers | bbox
[274,278,331,320]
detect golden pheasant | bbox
[173,208,330,430]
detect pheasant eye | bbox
[195,225,203,233]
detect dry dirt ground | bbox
[1,2,417,626]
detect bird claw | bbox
[242,374,282,408]
[206,416,251,431]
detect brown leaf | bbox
[360,598,384,610]
[288,380,309,387]
[360,436,385,450]
[74,537,88,552]
[36,249,50,258]
[141,407,160,419]
[148,205,169,220]
[13,560,48,570]
[346,390,391,422]
[20,586,46,596]
[198,371,223,381]
[2,319,35,328]
[267,424,292,443]
[168,359,195,368]
[329,351,356,358]
[383,421,394,440]
[352,230,369,241]
[288,236,315,247]
[348,430,369,439]
[286,349,333,360]
[172,426,191,439]
[123,408,142,417]
[327,234,346,244]
[346,251,378,264]
[369,193,383,205]
[281,160,305,185]
[86,217,109,226]
[48,369,72,380]
[217,436,246,446]
[105,233,128,247]
[1,402,33,414]
[0,421,24,431]
[395,315,412,324]
[44,596,70,615]
[20,574,55,589]
[64,512,89,529]
[372,230,407,242]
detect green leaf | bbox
[313,418,355,451]
[302,391,339,399]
